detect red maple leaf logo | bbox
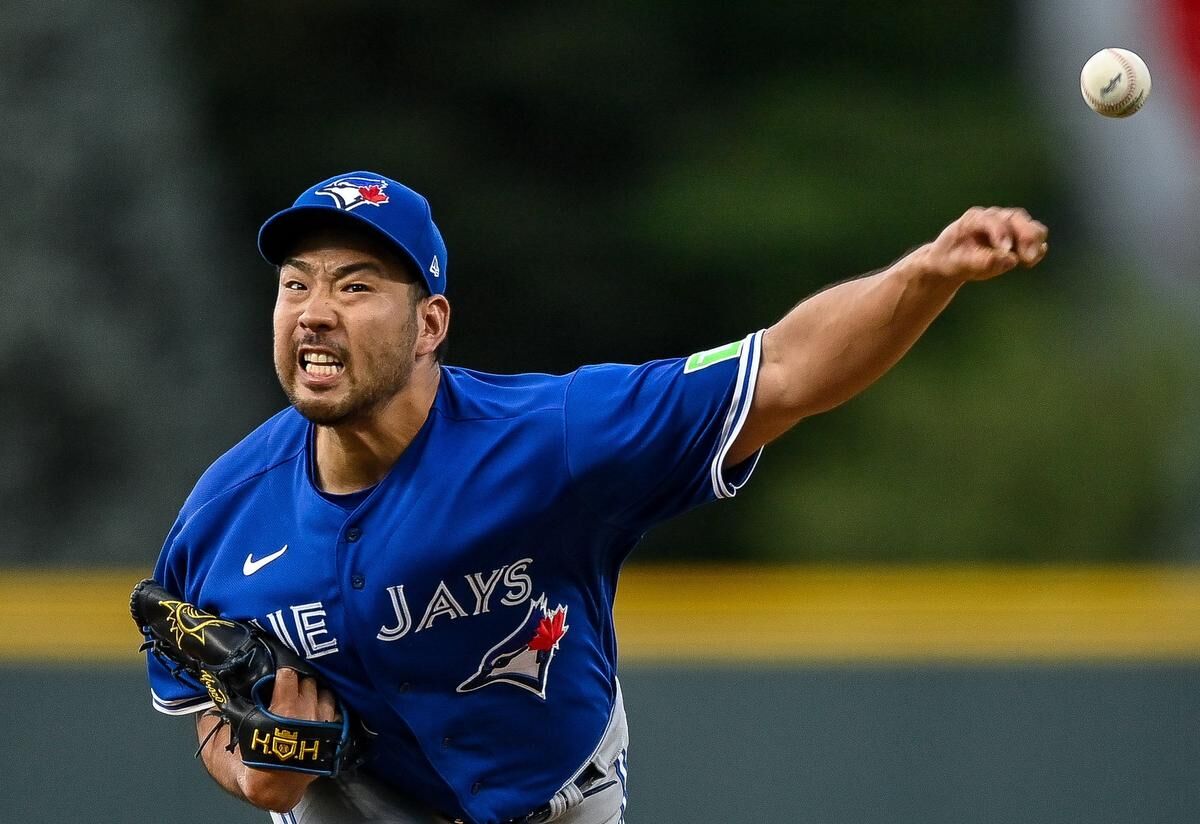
[528,607,568,652]
[357,185,389,205]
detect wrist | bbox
[899,243,968,291]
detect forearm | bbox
[765,244,958,417]
[725,206,1048,465]
[196,713,314,812]
[196,713,250,801]
[729,245,959,460]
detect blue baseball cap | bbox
[257,171,448,295]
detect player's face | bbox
[273,229,425,426]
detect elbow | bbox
[757,330,818,419]
[755,359,830,422]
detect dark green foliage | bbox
[9,1,1182,564]
[175,1,1198,562]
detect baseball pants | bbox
[272,685,629,824]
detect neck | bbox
[313,362,441,494]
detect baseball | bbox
[1080,48,1151,118]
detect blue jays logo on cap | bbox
[315,176,391,211]
[457,595,569,700]
[257,170,449,296]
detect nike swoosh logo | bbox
[243,544,288,576]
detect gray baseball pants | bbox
[271,684,629,824]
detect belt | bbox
[448,766,609,824]
[510,764,616,823]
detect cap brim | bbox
[257,205,424,278]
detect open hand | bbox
[922,207,1049,283]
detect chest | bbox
[183,444,585,674]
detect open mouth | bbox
[299,349,345,378]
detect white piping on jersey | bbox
[709,332,751,491]
[615,748,629,823]
[710,329,765,499]
[150,688,214,716]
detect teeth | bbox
[300,351,344,378]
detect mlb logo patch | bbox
[315,176,390,211]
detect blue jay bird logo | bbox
[314,177,390,211]
[457,595,569,700]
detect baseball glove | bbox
[130,578,365,777]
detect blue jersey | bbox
[146,330,764,824]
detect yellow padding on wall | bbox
[0,569,146,663]
[615,566,1200,662]
[2,566,1199,664]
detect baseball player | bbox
[144,171,1048,824]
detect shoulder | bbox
[565,358,677,398]
[179,406,308,519]
[569,335,759,401]
[436,365,576,422]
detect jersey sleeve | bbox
[563,329,765,531]
[144,518,214,717]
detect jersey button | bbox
[471,782,482,795]
[441,736,452,748]
[346,527,362,542]
[351,574,365,590]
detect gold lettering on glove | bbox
[198,671,227,706]
[251,728,272,753]
[248,727,320,762]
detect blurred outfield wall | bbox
[2,566,1197,823]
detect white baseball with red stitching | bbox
[1080,48,1152,118]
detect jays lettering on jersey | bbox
[146,330,764,824]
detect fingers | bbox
[998,207,1048,266]
[272,666,299,703]
[947,206,1049,280]
[1015,217,1049,267]
[961,245,1013,279]
[270,666,336,722]
[317,687,340,723]
[988,207,1047,266]
[963,207,1015,255]
[267,666,302,717]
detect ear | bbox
[415,295,450,359]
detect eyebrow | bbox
[279,258,385,279]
